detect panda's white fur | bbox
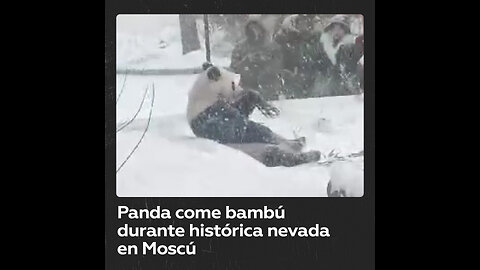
[186,67,242,123]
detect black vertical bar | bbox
[203,14,211,62]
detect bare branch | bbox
[116,84,149,133]
[116,82,156,174]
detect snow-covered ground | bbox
[115,15,364,197]
[116,73,363,197]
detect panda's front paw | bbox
[257,102,280,118]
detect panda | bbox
[186,62,321,167]
[187,62,281,144]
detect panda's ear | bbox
[206,66,221,81]
[202,62,214,71]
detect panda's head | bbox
[202,62,242,99]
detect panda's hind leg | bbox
[263,145,321,167]
[263,146,321,167]
[226,142,320,167]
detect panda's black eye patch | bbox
[231,81,235,91]
[207,66,221,81]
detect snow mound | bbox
[328,162,364,197]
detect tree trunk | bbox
[179,15,201,55]
[203,15,211,62]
